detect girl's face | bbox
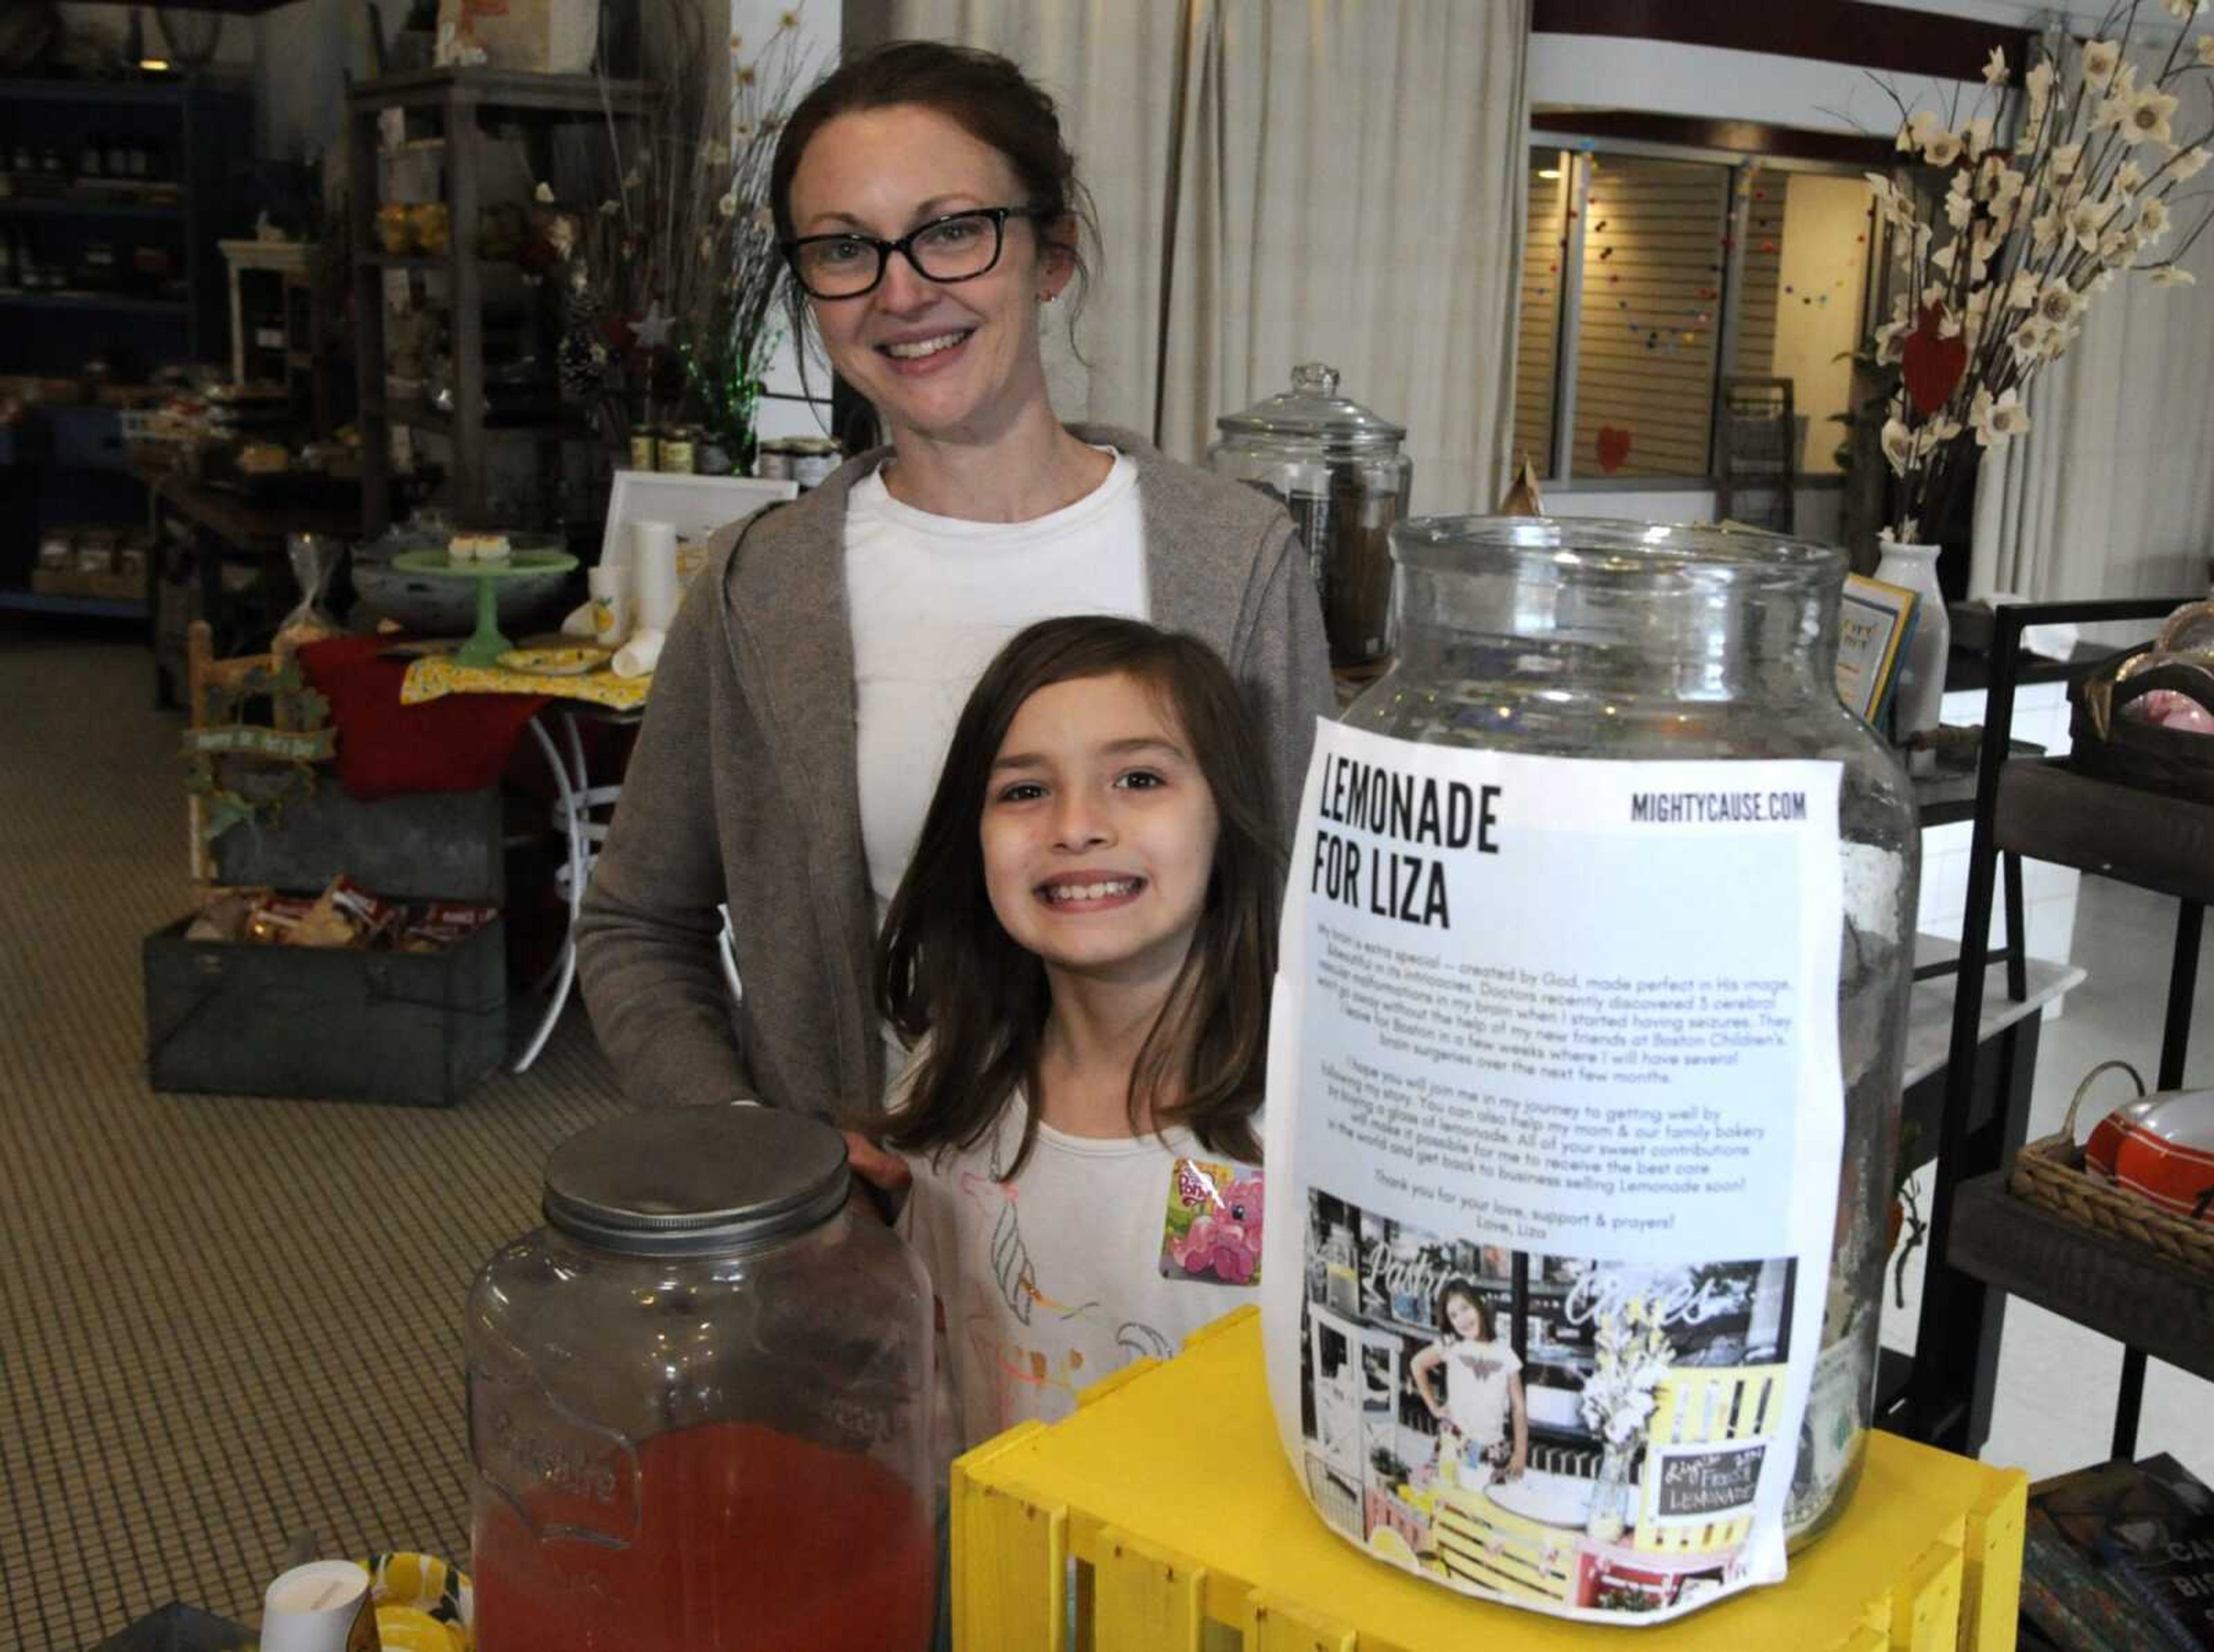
[980,672,1219,988]
[786,103,1070,448]
[1447,1293,1486,1341]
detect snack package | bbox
[185,887,272,944]
[395,902,498,953]
[291,875,400,949]
[273,531,344,658]
[242,895,317,945]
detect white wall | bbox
[1526,33,1979,141]
[1771,174,1869,477]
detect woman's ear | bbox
[1037,214,1079,302]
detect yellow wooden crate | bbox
[952,1307,2025,1652]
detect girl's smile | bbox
[1036,871,1147,910]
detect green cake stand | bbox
[392,549,579,668]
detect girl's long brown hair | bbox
[875,617,1282,1176]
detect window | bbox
[1515,144,1877,486]
[1571,154,1733,481]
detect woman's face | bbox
[787,103,1069,447]
[979,672,1219,990]
[1447,1292,1486,1341]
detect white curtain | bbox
[887,0,1531,512]
[1970,74,2214,605]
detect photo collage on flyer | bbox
[1297,1195,1797,1616]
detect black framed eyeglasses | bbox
[782,206,1053,300]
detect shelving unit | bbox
[0,76,250,623]
[1913,595,2207,1462]
[346,69,650,532]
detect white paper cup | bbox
[262,1559,382,1652]
[588,563,632,644]
[631,519,680,633]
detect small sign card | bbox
[1836,574,1921,729]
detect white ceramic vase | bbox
[1873,541,1949,739]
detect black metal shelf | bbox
[0,288,190,315]
[0,194,182,219]
[0,586,145,620]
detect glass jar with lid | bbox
[1340,516,1918,1549]
[1210,362,1413,669]
[466,1106,935,1650]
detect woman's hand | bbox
[842,1129,912,1194]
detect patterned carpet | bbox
[0,629,631,1650]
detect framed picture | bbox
[1835,574,1921,729]
[601,470,799,580]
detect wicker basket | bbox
[2009,1060,2214,1276]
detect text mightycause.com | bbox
[1628,789,1809,824]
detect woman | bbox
[1410,1280,1528,1484]
[576,41,1332,1118]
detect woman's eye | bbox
[814,237,869,267]
[920,217,982,249]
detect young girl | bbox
[848,614,1282,1454]
[1411,1280,1528,1484]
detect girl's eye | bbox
[1114,770,1165,790]
[996,781,1046,804]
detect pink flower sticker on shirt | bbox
[1159,1160,1263,1287]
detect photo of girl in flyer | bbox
[1410,1280,1528,1485]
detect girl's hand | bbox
[841,1130,913,1194]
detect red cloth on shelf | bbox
[298,635,550,799]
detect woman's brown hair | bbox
[769,40,1099,397]
[875,617,1282,1176]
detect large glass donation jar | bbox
[466,1107,935,1651]
[1342,518,1917,1548]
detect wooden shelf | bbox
[349,68,652,116]
[367,398,588,440]
[1995,757,2214,906]
[1947,1171,2214,1384]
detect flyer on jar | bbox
[1260,720,1843,1624]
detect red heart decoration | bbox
[1597,426,1632,473]
[1900,303,1967,416]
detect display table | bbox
[143,466,361,707]
[955,1309,2025,1650]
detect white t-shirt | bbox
[844,453,1148,925]
[897,1096,1262,1457]
[1436,1337,1522,1450]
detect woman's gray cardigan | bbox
[574,423,1335,1118]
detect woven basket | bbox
[2009,1060,2214,1276]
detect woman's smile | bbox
[877,326,978,374]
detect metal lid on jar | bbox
[1215,361,1406,447]
[543,1106,852,1255]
